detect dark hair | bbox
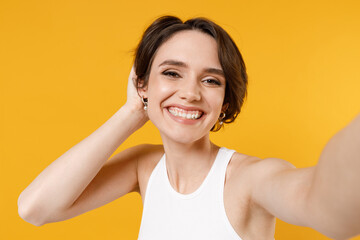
[134,16,248,131]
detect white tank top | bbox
[137,147,243,240]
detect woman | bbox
[17,16,360,239]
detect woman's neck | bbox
[161,135,220,194]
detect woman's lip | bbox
[165,107,205,125]
[164,104,205,112]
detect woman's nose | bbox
[178,79,201,102]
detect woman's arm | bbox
[249,113,360,239]
[307,113,360,238]
[17,67,148,226]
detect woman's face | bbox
[143,30,226,144]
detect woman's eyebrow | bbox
[158,59,187,68]
[158,59,224,77]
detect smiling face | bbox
[142,30,226,144]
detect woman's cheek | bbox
[149,77,173,94]
[158,83,174,94]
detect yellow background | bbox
[1,0,359,239]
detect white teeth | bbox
[168,107,203,120]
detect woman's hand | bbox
[123,66,149,125]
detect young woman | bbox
[18,16,360,240]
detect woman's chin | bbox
[159,128,210,145]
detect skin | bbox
[18,29,360,240]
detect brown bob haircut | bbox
[134,16,248,131]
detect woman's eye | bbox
[162,71,180,78]
[203,79,221,86]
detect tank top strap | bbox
[218,147,236,168]
[211,147,236,178]
[206,147,236,195]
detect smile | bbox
[167,106,203,120]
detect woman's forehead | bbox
[152,30,222,70]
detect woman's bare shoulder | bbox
[134,144,164,163]
[229,151,296,195]
[232,151,295,176]
[226,151,268,193]
[131,144,164,197]
[133,144,164,175]
[228,151,262,175]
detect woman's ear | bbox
[137,79,148,99]
[222,103,229,113]
[138,89,148,99]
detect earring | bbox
[219,112,226,125]
[141,96,148,110]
